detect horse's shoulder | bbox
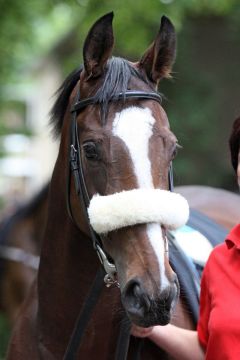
[6,280,39,359]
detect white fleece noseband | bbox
[88,189,189,234]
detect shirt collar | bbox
[225,224,240,249]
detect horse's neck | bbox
[36,155,123,358]
[33,195,48,251]
[37,156,99,349]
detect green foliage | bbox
[0,0,239,85]
[160,15,240,188]
[0,0,78,86]
[0,0,240,188]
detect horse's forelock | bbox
[50,58,155,137]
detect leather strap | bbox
[71,90,162,113]
[115,316,131,360]
[63,267,105,360]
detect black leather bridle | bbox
[64,86,173,359]
[66,88,169,285]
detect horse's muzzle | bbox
[121,275,179,327]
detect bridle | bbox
[65,85,173,359]
[66,87,173,284]
[64,85,173,359]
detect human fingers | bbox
[131,324,154,338]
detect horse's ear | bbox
[83,12,114,79]
[139,16,176,85]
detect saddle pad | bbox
[171,225,213,267]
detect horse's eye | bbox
[83,142,100,160]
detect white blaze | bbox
[112,106,169,290]
[147,223,169,290]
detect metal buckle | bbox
[70,145,79,170]
[95,244,119,288]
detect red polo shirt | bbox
[197,224,240,359]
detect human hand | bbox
[131,324,154,338]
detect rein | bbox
[65,87,171,359]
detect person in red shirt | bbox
[132,116,240,359]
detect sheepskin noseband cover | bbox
[87,189,189,234]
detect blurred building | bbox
[0,49,63,212]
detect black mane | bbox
[50,66,83,138]
[50,57,155,137]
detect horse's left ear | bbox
[139,16,176,85]
[83,12,114,79]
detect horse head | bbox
[53,12,189,328]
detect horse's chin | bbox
[128,309,172,327]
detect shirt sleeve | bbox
[197,262,211,349]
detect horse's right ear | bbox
[83,12,114,80]
[139,16,176,85]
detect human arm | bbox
[131,324,205,360]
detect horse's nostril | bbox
[159,282,178,312]
[122,279,151,314]
[124,281,141,307]
[132,283,142,309]
[133,283,140,296]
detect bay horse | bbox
[0,184,48,324]
[4,9,240,352]
[176,185,240,231]
[7,12,198,359]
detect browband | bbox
[71,90,162,113]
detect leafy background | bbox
[0,0,240,357]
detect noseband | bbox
[67,87,170,286]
